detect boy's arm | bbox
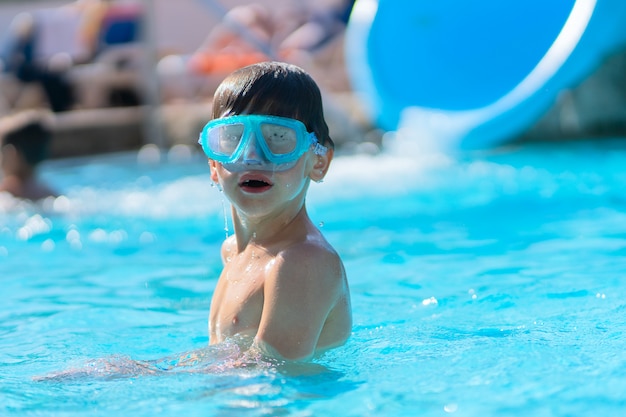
[254,244,343,361]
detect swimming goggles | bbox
[198,115,327,166]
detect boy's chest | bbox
[209,253,270,341]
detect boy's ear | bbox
[309,148,333,182]
[209,159,219,183]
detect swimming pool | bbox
[2,137,626,416]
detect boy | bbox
[0,110,58,200]
[198,61,352,361]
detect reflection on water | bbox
[3,141,626,416]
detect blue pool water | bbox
[2,138,626,416]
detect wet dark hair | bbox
[1,113,52,166]
[211,61,334,148]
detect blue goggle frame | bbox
[198,115,327,165]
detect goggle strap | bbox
[309,132,328,156]
[313,142,328,156]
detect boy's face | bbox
[208,145,332,217]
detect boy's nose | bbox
[241,133,268,164]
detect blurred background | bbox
[1,0,626,160]
[0,0,374,160]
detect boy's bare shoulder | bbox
[220,235,236,261]
[272,236,345,285]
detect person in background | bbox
[0,110,58,200]
[279,0,357,92]
[159,1,357,103]
[2,10,78,112]
[0,0,142,112]
[280,0,356,54]
[187,4,275,77]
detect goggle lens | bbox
[208,123,245,156]
[259,122,298,155]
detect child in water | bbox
[0,110,58,201]
[35,62,350,381]
[198,61,352,361]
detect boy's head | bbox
[211,61,334,150]
[0,110,54,169]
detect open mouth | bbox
[238,174,273,192]
[240,179,271,188]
